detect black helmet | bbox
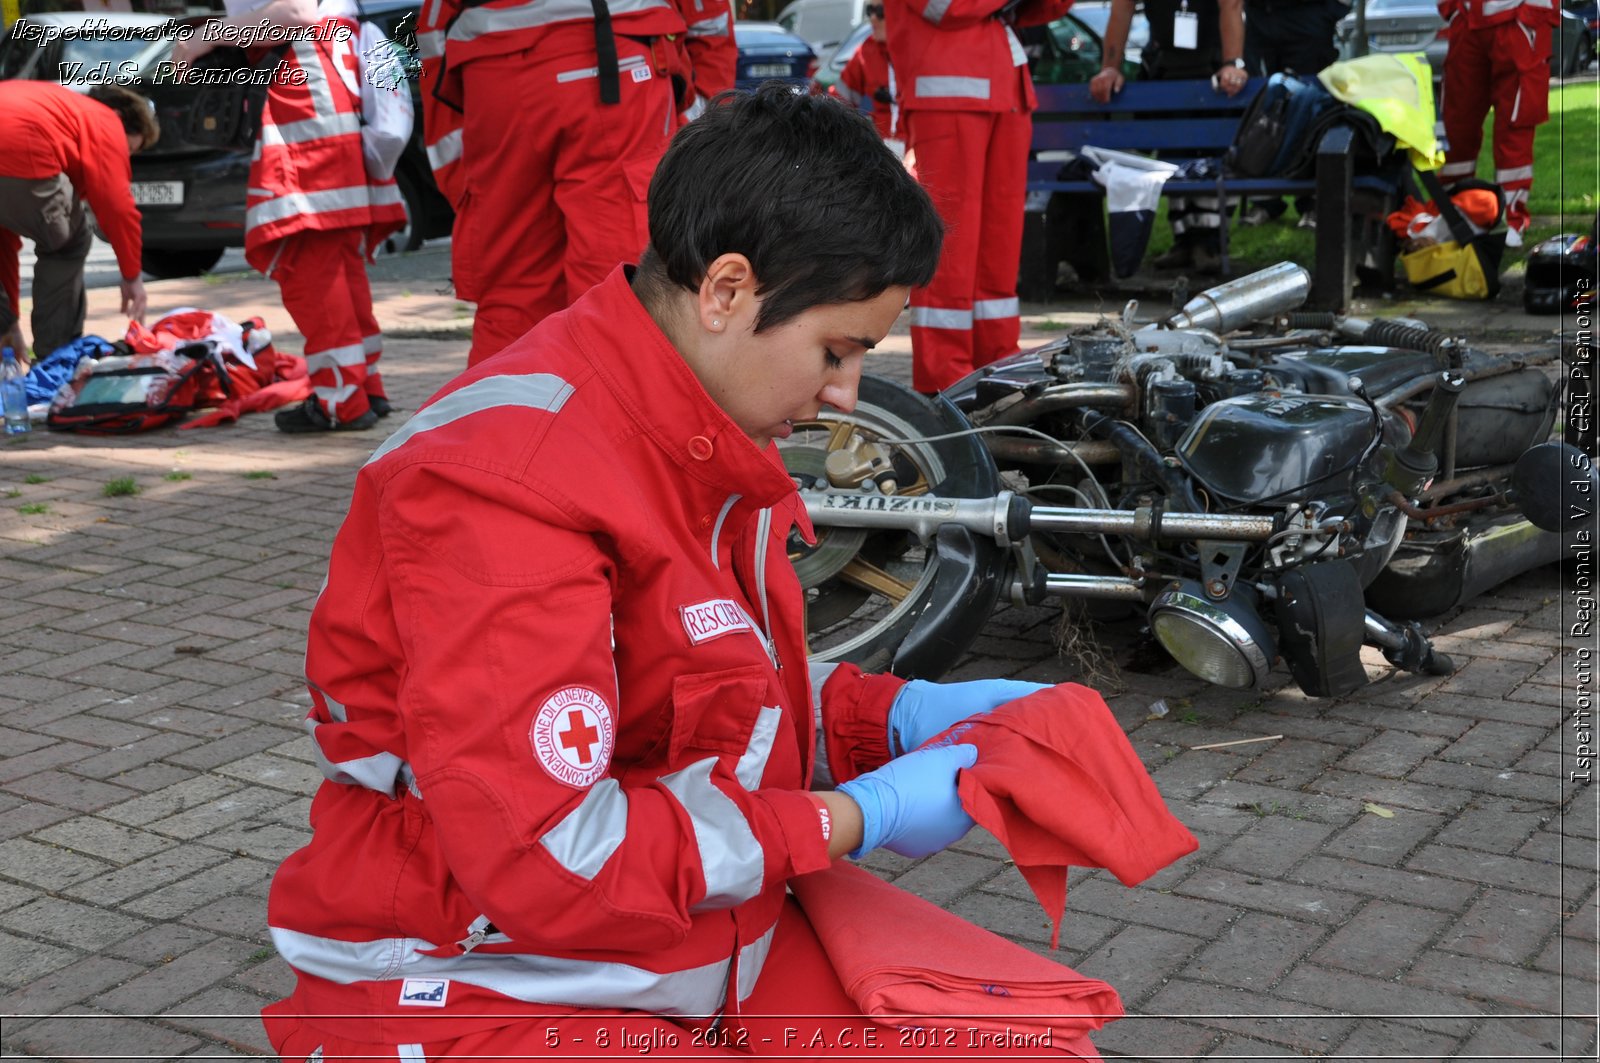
[1524,223,1598,315]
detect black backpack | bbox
[1226,73,1335,179]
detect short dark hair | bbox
[88,84,160,150]
[636,84,942,333]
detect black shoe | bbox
[274,399,379,433]
[1152,245,1194,270]
[369,395,393,418]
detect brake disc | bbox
[782,445,868,589]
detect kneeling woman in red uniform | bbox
[262,87,1065,1059]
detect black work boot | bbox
[275,398,379,433]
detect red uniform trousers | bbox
[455,37,674,365]
[1439,18,1551,234]
[262,896,1082,1061]
[272,228,385,424]
[905,109,1030,394]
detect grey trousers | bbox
[0,173,93,359]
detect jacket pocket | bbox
[668,665,780,790]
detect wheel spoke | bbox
[839,557,915,602]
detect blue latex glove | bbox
[835,742,979,859]
[887,678,1051,756]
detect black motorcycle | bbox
[784,264,1593,698]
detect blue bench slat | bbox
[1032,77,1265,116]
[1031,118,1241,154]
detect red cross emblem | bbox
[530,686,614,787]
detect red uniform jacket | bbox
[837,36,899,140]
[267,267,905,1043]
[0,81,142,316]
[884,0,1074,113]
[1439,0,1558,29]
[243,21,406,271]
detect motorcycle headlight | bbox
[1148,582,1276,689]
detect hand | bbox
[0,321,26,364]
[169,30,218,73]
[835,742,979,858]
[887,678,1049,755]
[120,277,148,323]
[873,86,893,105]
[1089,67,1124,104]
[1214,65,1248,97]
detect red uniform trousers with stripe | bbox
[1439,18,1551,234]
[905,108,1030,394]
[263,895,1070,1061]
[272,228,385,423]
[455,37,674,365]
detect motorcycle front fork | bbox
[1362,611,1456,676]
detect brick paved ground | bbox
[0,252,1594,1061]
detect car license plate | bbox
[1371,31,1426,46]
[746,63,792,77]
[131,182,184,207]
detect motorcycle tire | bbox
[780,374,1006,679]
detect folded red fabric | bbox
[947,682,1199,948]
[789,862,1120,1056]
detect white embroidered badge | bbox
[529,686,616,788]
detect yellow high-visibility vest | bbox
[1318,52,1446,170]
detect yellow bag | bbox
[1400,239,1502,300]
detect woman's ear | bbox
[698,253,758,334]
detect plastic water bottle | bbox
[1,347,29,436]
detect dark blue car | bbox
[733,21,817,93]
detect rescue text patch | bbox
[680,598,753,645]
[529,686,615,788]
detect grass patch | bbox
[1504,81,1597,217]
[163,470,192,482]
[18,502,48,514]
[102,477,141,497]
[23,473,49,484]
[243,470,277,480]
[4,488,19,498]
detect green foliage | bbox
[23,473,49,484]
[18,502,48,515]
[164,471,193,482]
[243,471,278,480]
[102,477,141,497]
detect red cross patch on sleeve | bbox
[529,686,616,788]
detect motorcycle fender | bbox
[1274,561,1370,698]
[890,524,1007,680]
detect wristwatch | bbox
[1221,57,1247,70]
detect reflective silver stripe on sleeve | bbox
[269,925,731,1016]
[909,306,973,329]
[556,52,649,82]
[733,707,781,790]
[709,494,740,569]
[306,342,367,372]
[416,27,445,58]
[916,75,989,99]
[310,681,346,721]
[261,110,361,146]
[398,1045,425,1062]
[427,128,463,171]
[304,718,412,798]
[687,12,729,36]
[1496,164,1533,183]
[807,661,840,718]
[973,297,1019,320]
[365,373,576,466]
[921,0,953,23]
[248,184,398,230]
[836,81,864,106]
[753,508,773,638]
[363,333,383,355]
[1439,160,1477,178]
[450,0,671,42]
[735,921,777,1002]
[660,759,764,911]
[540,779,629,879]
[293,37,338,118]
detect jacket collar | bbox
[563,267,801,515]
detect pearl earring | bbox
[712,319,722,329]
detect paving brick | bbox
[1435,796,1554,854]
[201,822,312,863]
[0,837,113,890]
[1057,877,1237,940]
[1406,844,1585,898]
[0,895,149,952]
[102,922,217,965]
[1174,867,1364,925]
[1406,949,1581,1012]
[1088,1016,1217,1062]
[0,740,97,784]
[0,800,74,840]
[1292,854,1478,911]
[121,855,275,920]
[61,845,230,907]
[1329,1017,1461,1060]
[97,774,242,828]
[212,751,325,794]
[1212,815,1339,879]
[2,1010,206,1062]
[1320,806,1446,867]
[1,770,139,812]
[92,936,261,1014]
[951,889,1114,952]
[1196,778,1363,825]
[0,929,80,989]
[1273,963,1481,1037]
[1074,925,1207,1006]
[159,985,277,1055]
[1140,977,1356,1054]
[99,762,197,793]
[1229,737,1348,789]
[1304,769,1472,815]
[883,849,1003,908]
[1436,888,1564,965]
[0,953,144,1015]
[163,723,304,772]
[1308,899,1454,977]
[1454,1014,1597,1063]
[1187,911,1323,990]
[34,715,153,748]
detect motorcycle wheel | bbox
[780,374,1004,678]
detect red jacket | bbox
[0,81,142,314]
[244,22,405,271]
[678,0,737,100]
[884,0,1074,113]
[267,266,906,1042]
[1439,0,1558,30]
[837,36,899,139]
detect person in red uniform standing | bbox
[415,0,685,367]
[173,0,407,432]
[886,0,1074,395]
[260,88,1070,1061]
[675,0,738,120]
[0,82,156,363]
[1437,0,1556,245]
[834,4,905,154]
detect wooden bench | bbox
[1019,78,1405,311]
